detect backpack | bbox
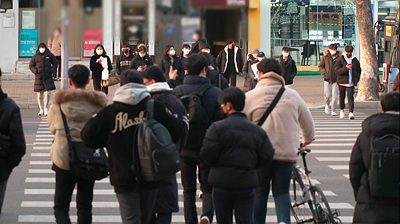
[369,134,400,198]
[175,83,213,150]
[134,99,181,182]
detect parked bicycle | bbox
[291,145,342,224]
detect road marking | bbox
[329,165,349,170]
[312,131,361,133]
[316,157,350,162]
[343,174,350,179]
[38,128,50,130]
[24,189,115,195]
[28,169,53,174]
[21,201,119,208]
[36,135,53,138]
[310,150,351,154]
[33,142,52,145]
[37,131,51,134]
[18,215,122,223]
[314,134,359,137]
[29,161,52,165]
[315,128,361,130]
[34,138,53,141]
[25,177,110,184]
[31,153,50,157]
[309,143,355,147]
[314,139,355,142]
[32,146,51,150]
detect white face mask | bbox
[183,49,190,55]
[96,49,103,55]
[139,53,146,58]
[329,50,336,55]
[39,48,45,53]
[282,52,289,57]
[169,50,176,56]
[258,57,265,61]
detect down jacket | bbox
[350,112,400,223]
[29,49,57,92]
[216,45,244,74]
[335,54,361,86]
[279,55,297,85]
[318,50,342,83]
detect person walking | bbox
[242,48,259,92]
[335,45,361,120]
[130,46,154,70]
[142,66,188,224]
[319,43,341,116]
[160,45,184,88]
[90,44,112,95]
[47,28,62,81]
[243,58,315,224]
[47,64,108,224]
[174,54,223,224]
[0,68,26,215]
[200,87,274,224]
[350,92,399,223]
[29,43,57,116]
[81,70,183,224]
[279,47,297,88]
[199,52,229,90]
[216,40,244,87]
[116,43,134,75]
[180,44,191,71]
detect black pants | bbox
[180,156,213,224]
[54,56,62,79]
[54,167,95,224]
[0,179,8,214]
[151,212,172,224]
[93,79,108,95]
[223,72,237,87]
[213,187,256,224]
[339,85,354,113]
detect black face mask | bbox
[123,49,129,54]
[346,53,352,58]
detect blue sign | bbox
[20,29,38,57]
[166,25,176,36]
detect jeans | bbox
[223,73,237,87]
[323,81,339,112]
[116,188,158,224]
[151,212,172,224]
[0,179,8,215]
[37,91,51,111]
[254,160,295,224]
[213,187,256,224]
[339,85,355,113]
[93,79,108,95]
[180,156,214,224]
[54,168,95,224]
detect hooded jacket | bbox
[47,89,108,171]
[350,112,400,223]
[279,55,297,85]
[29,48,57,92]
[130,53,154,70]
[216,45,244,74]
[243,72,315,162]
[0,88,26,181]
[318,50,342,83]
[335,54,361,86]
[81,83,183,193]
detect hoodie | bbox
[81,83,183,193]
[335,53,361,87]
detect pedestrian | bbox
[349,92,400,223]
[160,45,184,88]
[242,48,259,92]
[174,54,223,224]
[199,42,219,72]
[81,70,183,224]
[47,28,62,81]
[116,43,135,75]
[29,42,58,116]
[191,30,204,54]
[0,68,26,215]
[279,47,297,88]
[216,40,244,87]
[180,44,191,71]
[47,64,108,224]
[319,43,341,116]
[130,46,154,70]
[199,52,229,90]
[90,44,112,95]
[392,73,399,92]
[335,45,361,120]
[243,58,315,224]
[200,87,275,224]
[142,66,189,224]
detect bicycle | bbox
[291,145,342,224]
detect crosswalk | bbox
[17,109,370,223]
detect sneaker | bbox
[331,111,337,116]
[325,105,330,114]
[44,108,49,116]
[38,110,44,116]
[200,217,210,224]
[340,110,345,119]
[349,113,355,120]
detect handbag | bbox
[59,105,109,180]
[257,86,286,126]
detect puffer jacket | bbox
[0,88,26,181]
[201,113,274,189]
[29,49,57,92]
[243,72,315,162]
[350,112,400,223]
[279,55,297,85]
[318,50,342,83]
[47,89,108,171]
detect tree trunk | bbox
[355,0,380,101]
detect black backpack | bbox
[175,83,213,150]
[369,134,399,198]
[134,100,181,182]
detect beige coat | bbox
[47,35,62,57]
[48,89,108,170]
[243,72,315,162]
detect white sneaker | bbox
[325,105,330,114]
[349,113,355,120]
[340,110,345,119]
[331,111,337,116]
[200,216,210,224]
[44,108,49,116]
[38,110,44,116]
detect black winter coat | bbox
[116,53,134,75]
[242,55,258,92]
[130,53,154,70]
[161,56,185,86]
[29,49,57,92]
[200,113,274,189]
[318,50,342,83]
[216,46,244,74]
[207,69,229,90]
[335,56,361,86]
[350,112,400,223]
[90,54,113,80]
[279,55,297,85]
[0,88,26,181]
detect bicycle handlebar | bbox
[298,143,311,155]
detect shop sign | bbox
[19,29,38,57]
[192,0,248,8]
[83,29,102,57]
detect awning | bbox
[192,0,248,8]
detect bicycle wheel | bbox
[291,169,315,223]
[310,186,336,224]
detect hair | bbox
[68,65,90,88]
[329,44,338,50]
[185,54,208,76]
[163,45,175,59]
[122,42,130,48]
[182,44,190,49]
[226,39,234,45]
[94,44,106,55]
[381,92,400,112]
[345,45,354,53]
[143,66,166,82]
[138,46,147,52]
[282,47,290,52]
[198,52,215,68]
[194,30,201,36]
[38,43,47,48]
[0,67,2,77]
[257,57,282,75]
[120,69,144,86]
[218,87,245,111]
[199,42,211,51]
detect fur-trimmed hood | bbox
[323,49,342,57]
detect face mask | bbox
[346,53,352,58]
[39,48,45,53]
[169,50,176,56]
[282,53,289,57]
[183,49,191,55]
[203,49,210,54]
[123,49,129,54]
[139,53,146,58]
[258,57,265,61]
[329,50,336,55]
[96,49,103,55]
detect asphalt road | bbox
[0,108,380,224]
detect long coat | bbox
[29,49,57,92]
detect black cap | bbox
[122,43,130,48]
[226,39,234,44]
[257,52,265,57]
[282,47,290,52]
